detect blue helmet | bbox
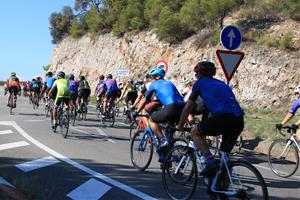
[57,71,65,79]
[149,67,165,79]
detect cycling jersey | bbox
[7,77,20,87]
[44,77,56,89]
[289,99,300,115]
[96,80,105,94]
[144,79,184,107]
[69,80,79,94]
[52,79,71,99]
[189,77,244,117]
[31,80,42,89]
[78,80,90,90]
[105,79,118,91]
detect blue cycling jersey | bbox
[289,99,300,115]
[44,77,56,89]
[189,77,244,117]
[144,79,184,107]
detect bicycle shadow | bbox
[242,137,261,151]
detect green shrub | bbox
[278,31,294,50]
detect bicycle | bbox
[77,101,88,121]
[52,101,70,138]
[130,119,188,171]
[44,97,54,117]
[162,134,269,200]
[268,125,300,178]
[32,92,39,110]
[70,104,77,126]
[100,101,116,127]
[206,134,244,155]
[7,92,16,115]
[129,112,147,139]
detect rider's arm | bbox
[136,97,148,113]
[177,100,194,129]
[47,81,57,97]
[133,92,143,108]
[119,83,128,100]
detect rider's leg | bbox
[296,129,300,145]
[103,97,108,114]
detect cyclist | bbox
[103,74,118,116]
[69,74,79,112]
[119,79,138,113]
[47,71,71,130]
[276,85,300,147]
[94,75,106,109]
[134,68,184,151]
[176,61,244,176]
[30,77,42,107]
[77,75,91,112]
[6,72,21,108]
[41,72,56,103]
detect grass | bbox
[243,107,298,141]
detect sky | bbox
[0,0,74,81]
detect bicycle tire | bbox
[129,119,138,139]
[268,139,299,178]
[215,160,269,200]
[130,130,153,171]
[162,145,198,200]
[61,111,70,138]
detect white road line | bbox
[0,177,15,188]
[96,128,116,144]
[254,164,300,180]
[70,127,116,143]
[24,120,45,122]
[0,130,13,135]
[0,121,156,200]
[15,156,60,172]
[0,141,30,151]
[67,178,111,200]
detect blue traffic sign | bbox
[220,25,242,51]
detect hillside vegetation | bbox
[49,0,300,44]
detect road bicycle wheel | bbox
[45,103,49,117]
[268,139,299,178]
[215,160,268,200]
[108,107,115,127]
[60,111,70,138]
[129,118,139,139]
[130,130,153,171]
[162,145,198,200]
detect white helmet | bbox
[294,86,300,94]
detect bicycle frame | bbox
[138,125,159,150]
[281,135,300,156]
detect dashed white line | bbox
[70,127,116,143]
[0,121,156,200]
[16,156,60,172]
[0,177,15,188]
[96,128,116,143]
[254,164,300,180]
[0,130,13,135]
[67,178,111,200]
[0,141,30,151]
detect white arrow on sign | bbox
[227,29,236,48]
[216,50,244,82]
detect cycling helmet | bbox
[294,86,300,94]
[69,74,75,80]
[57,71,65,78]
[11,72,16,76]
[194,61,216,76]
[80,75,85,80]
[106,74,113,79]
[99,75,105,80]
[149,67,165,79]
[46,71,53,76]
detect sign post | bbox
[217,25,244,83]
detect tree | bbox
[144,0,162,27]
[43,64,51,72]
[156,6,184,43]
[74,0,103,13]
[201,0,243,28]
[179,0,204,33]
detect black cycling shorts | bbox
[78,89,91,99]
[150,103,184,124]
[8,86,19,96]
[125,92,138,104]
[197,114,244,153]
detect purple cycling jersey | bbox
[289,99,300,115]
[105,79,118,91]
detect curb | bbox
[0,184,27,200]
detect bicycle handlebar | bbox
[276,125,296,136]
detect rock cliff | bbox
[49,20,300,111]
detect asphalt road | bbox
[0,90,299,199]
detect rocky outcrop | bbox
[49,21,300,111]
